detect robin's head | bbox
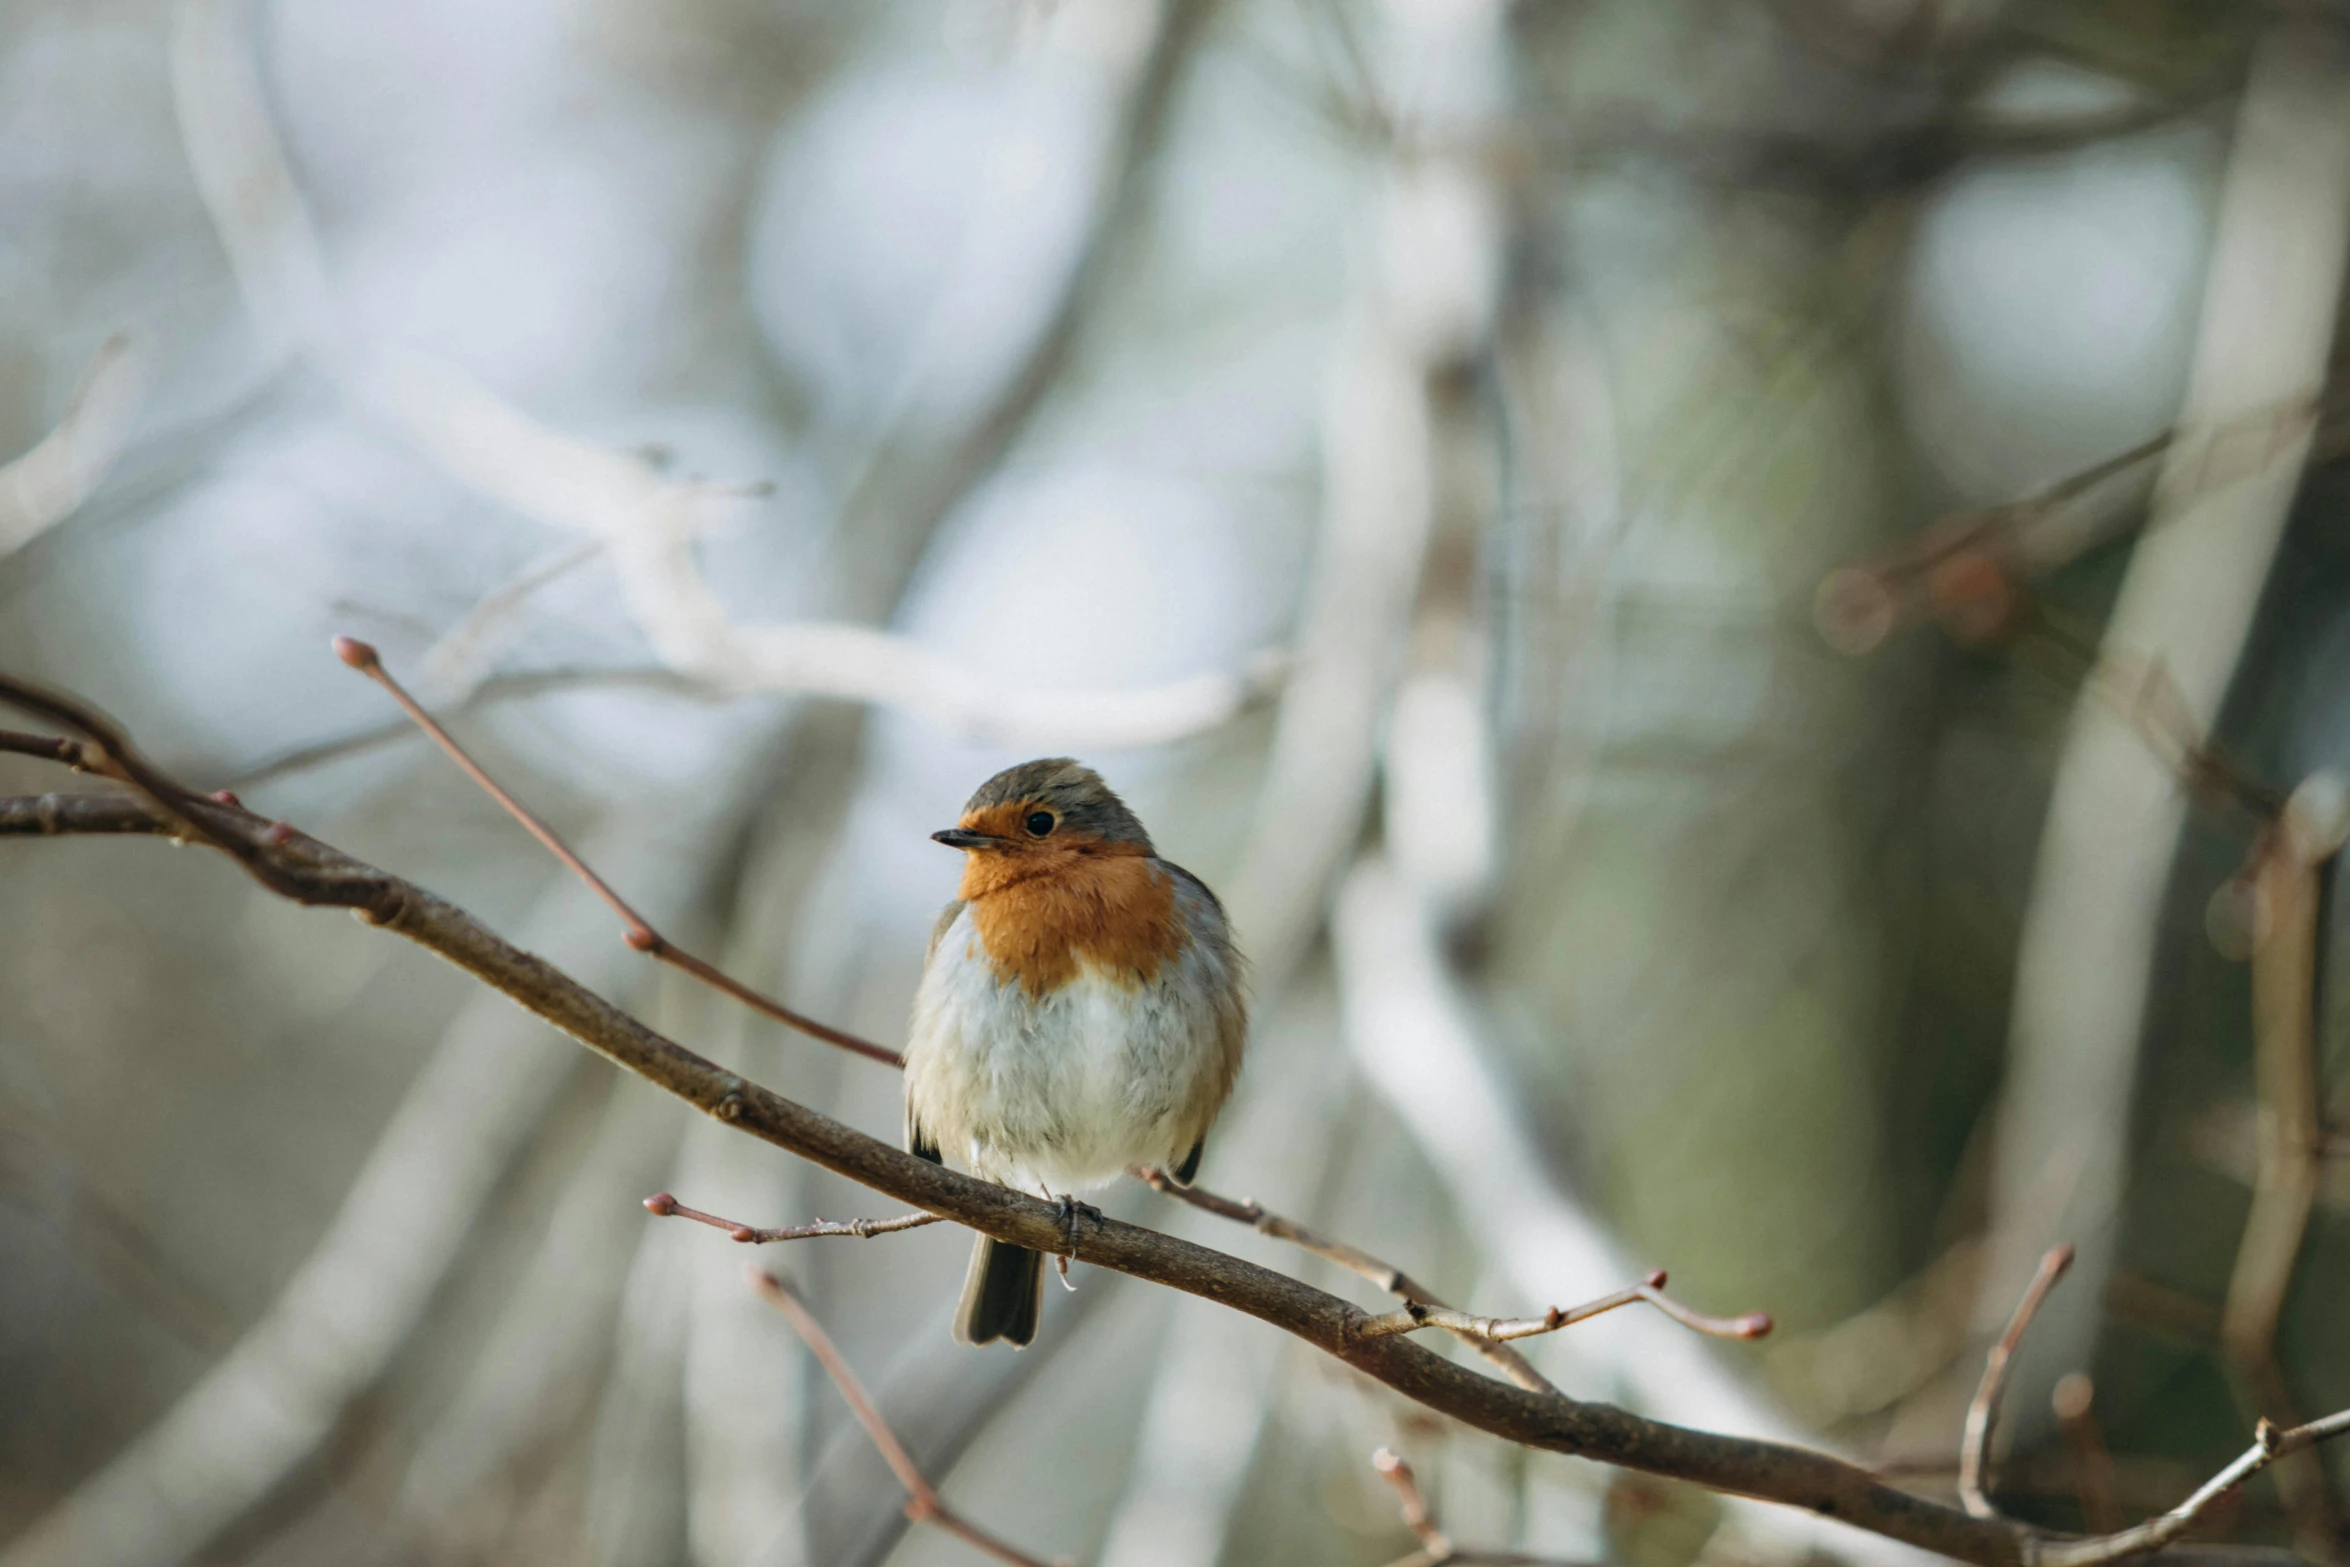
[932,759,1153,883]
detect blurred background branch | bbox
[7,0,2350,1564]
[6,674,2346,1567]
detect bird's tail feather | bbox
[955,1235,1044,1347]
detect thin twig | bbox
[1374,1448,1453,1560]
[1961,1243,2075,1519]
[642,1191,944,1244]
[0,730,93,769]
[2217,773,2350,1551]
[746,1269,1066,1567]
[2076,647,2286,826]
[5,772,2329,1567]
[330,635,904,1068]
[326,632,1618,1410]
[1814,430,2171,655]
[1816,389,2350,659]
[1135,1165,1563,1396]
[7,670,2332,1567]
[2035,1409,2350,1567]
[1357,1271,1770,1345]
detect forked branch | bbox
[6,665,2346,1567]
[1356,1270,1770,1346]
[2034,1410,2350,1567]
[331,635,903,1067]
[1134,1164,1562,1395]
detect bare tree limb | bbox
[0,334,146,558]
[1136,1165,1561,1396]
[1330,853,1907,1567]
[747,1269,1067,1567]
[1955,12,2350,1477]
[2219,774,2350,1551]
[323,635,1643,1418]
[0,730,93,770]
[332,634,904,1068]
[5,672,2342,1567]
[317,636,1649,1424]
[1816,384,2350,660]
[1961,1245,2075,1519]
[2034,1411,2350,1567]
[1356,1271,1770,1346]
[168,0,1269,752]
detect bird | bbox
[904,758,1247,1347]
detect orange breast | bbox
[968,854,1184,996]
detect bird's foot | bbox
[1048,1191,1102,1256]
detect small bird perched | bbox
[905,759,1247,1347]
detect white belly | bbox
[904,908,1224,1192]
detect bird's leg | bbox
[1043,1188,1102,1290]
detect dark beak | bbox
[931,828,1002,851]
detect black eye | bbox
[1025,811,1056,837]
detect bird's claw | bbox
[1050,1192,1102,1257]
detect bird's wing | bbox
[1157,860,1225,919]
[1159,858,1249,1126]
[908,899,966,1164]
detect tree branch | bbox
[324,636,1667,1409]
[1356,1271,1769,1346]
[0,730,94,769]
[5,669,2342,1567]
[2219,773,2350,1555]
[643,1191,943,1244]
[1962,1244,2075,1519]
[169,0,1268,753]
[2034,1411,2350,1567]
[1135,1164,1562,1395]
[331,635,903,1068]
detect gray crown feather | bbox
[965,758,1153,850]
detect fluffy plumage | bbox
[904,759,1247,1346]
